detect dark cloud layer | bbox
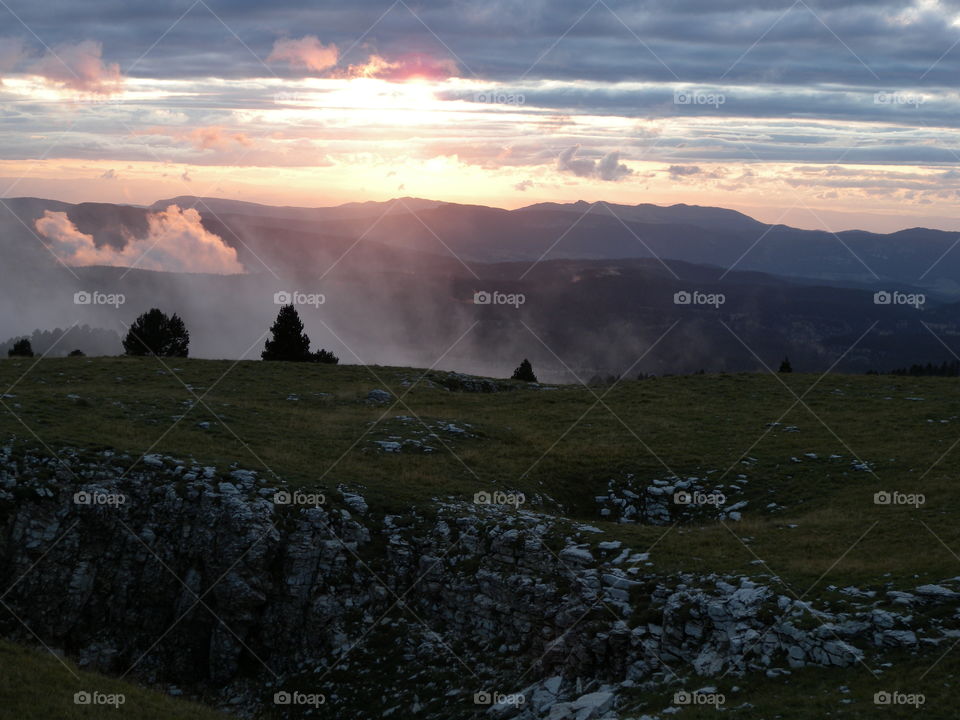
[2,0,960,87]
[2,0,960,194]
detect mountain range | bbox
[1,195,957,378]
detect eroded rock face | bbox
[0,445,946,718]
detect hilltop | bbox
[1,356,958,581]
[2,358,960,717]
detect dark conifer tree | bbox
[262,305,312,361]
[123,309,189,357]
[512,358,538,383]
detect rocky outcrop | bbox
[426,371,520,393]
[596,474,745,525]
[0,444,953,718]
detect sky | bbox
[3,0,960,231]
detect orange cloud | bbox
[268,35,339,72]
[268,34,457,82]
[30,40,122,94]
[346,52,458,81]
[36,205,244,274]
[188,125,253,150]
[345,54,398,79]
[139,125,253,151]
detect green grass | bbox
[4,357,960,718]
[0,639,229,719]
[2,357,959,595]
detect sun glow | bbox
[282,77,454,123]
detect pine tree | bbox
[778,356,792,373]
[512,358,538,383]
[123,309,189,357]
[262,305,312,361]
[7,338,33,358]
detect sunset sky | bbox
[3,0,960,231]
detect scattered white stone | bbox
[142,454,164,468]
[916,584,960,599]
[367,389,393,404]
[559,546,594,565]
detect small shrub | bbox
[311,348,339,364]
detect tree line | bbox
[4,305,542,382]
[4,306,340,364]
[0,325,119,358]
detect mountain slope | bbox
[5,195,960,294]
[3,361,960,718]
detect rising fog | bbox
[3,196,953,382]
[0,198,569,381]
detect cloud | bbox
[267,35,456,81]
[597,151,632,181]
[268,36,339,72]
[344,54,396,79]
[6,4,960,210]
[346,52,458,80]
[30,40,121,93]
[0,37,25,74]
[35,205,244,274]
[668,165,702,178]
[557,145,598,177]
[100,169,117,180]
[557,145,633,181]
[1,0,959,90]
[514,179,534,191]
[138,125,253,151]
[187,126,253,150]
